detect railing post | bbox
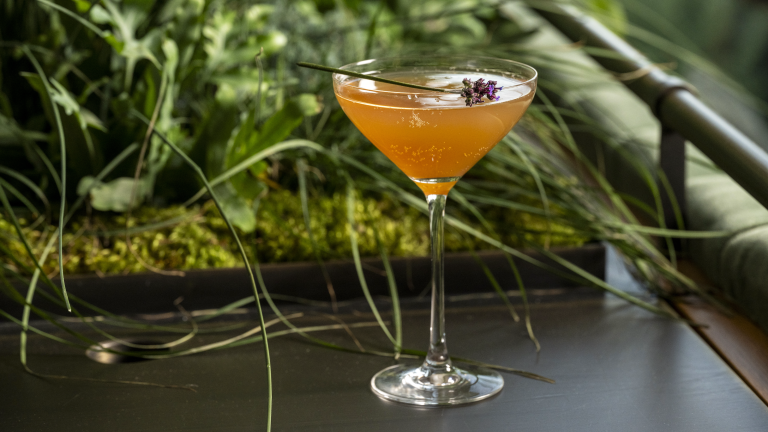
[659,127,686,231]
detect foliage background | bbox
[1,0,593,275]
[0,0,747,308]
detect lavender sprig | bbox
[461,77,503,107]
[297,62,503,107]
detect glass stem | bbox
[424,194,452,373]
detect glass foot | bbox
[371,363,503,406]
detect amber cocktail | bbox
[333,57,537,406]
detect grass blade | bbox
[470,251,520,322]
[31,142,62,194]
[297,159,338,312]
[22,45,71,312]
[364,0,386,59]
[36,0,108,38]
[345,182,396,346]
[371,222,402,355]
[0,178,42,219]
[131,109,273,432]
[183,140,324,206]
[19,143,139,371]
[505,254,540,352]
[0,166,51,216]
[506,135,552,248]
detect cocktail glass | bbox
[332,56,537,406]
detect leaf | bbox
[186,99,240,179]
[0,114,19,146]
[217,184,257,232]
[204,9,284,73]
[230,171,267,200]
[89,4,113,24]
[203,10,236,72]
[19,72,49,106]
[142,39,180,189]
[296,93,323,117]
[73,0,92,13]
[76,176,101,196]
[120,29,162,69]
[48,78,105,132]
[226,110,257,169]
[104,32,125,53]
[224,96,308,182]
[37,0,108,38]
[80,106,107,132]
[210,71,280,94]
[213,46,269,69]
[255,31,288,54]
[224,109,268,198]
[257,98,305,151]
[0,113,44,147]
[99,0,161,89]
[123,0,155,13]
[87,177,149,212]
[48,78,81,118]
[245,4,274,27]
[161,39,179,78]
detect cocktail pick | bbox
[297,62,501,107]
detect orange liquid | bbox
[335,72,535,195]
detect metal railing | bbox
[529,2,768,225]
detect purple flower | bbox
[461,77,503,107]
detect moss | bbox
[253,190,429,262]
[0,190,586,275]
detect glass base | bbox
[371,363,503,406]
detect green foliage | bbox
[0,0,303,207]
[1,0,555,211]
[0,0,714,299]
[77,175,149,211]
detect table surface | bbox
[2,294,768,432]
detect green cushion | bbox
[687,173,768,330]
[517,5,768,332]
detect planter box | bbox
[3,244,605,317]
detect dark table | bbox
[2,247,767,431]
[2,294,767,431]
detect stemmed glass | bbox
[332,56,537,405]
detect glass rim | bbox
[332,55,538,93]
